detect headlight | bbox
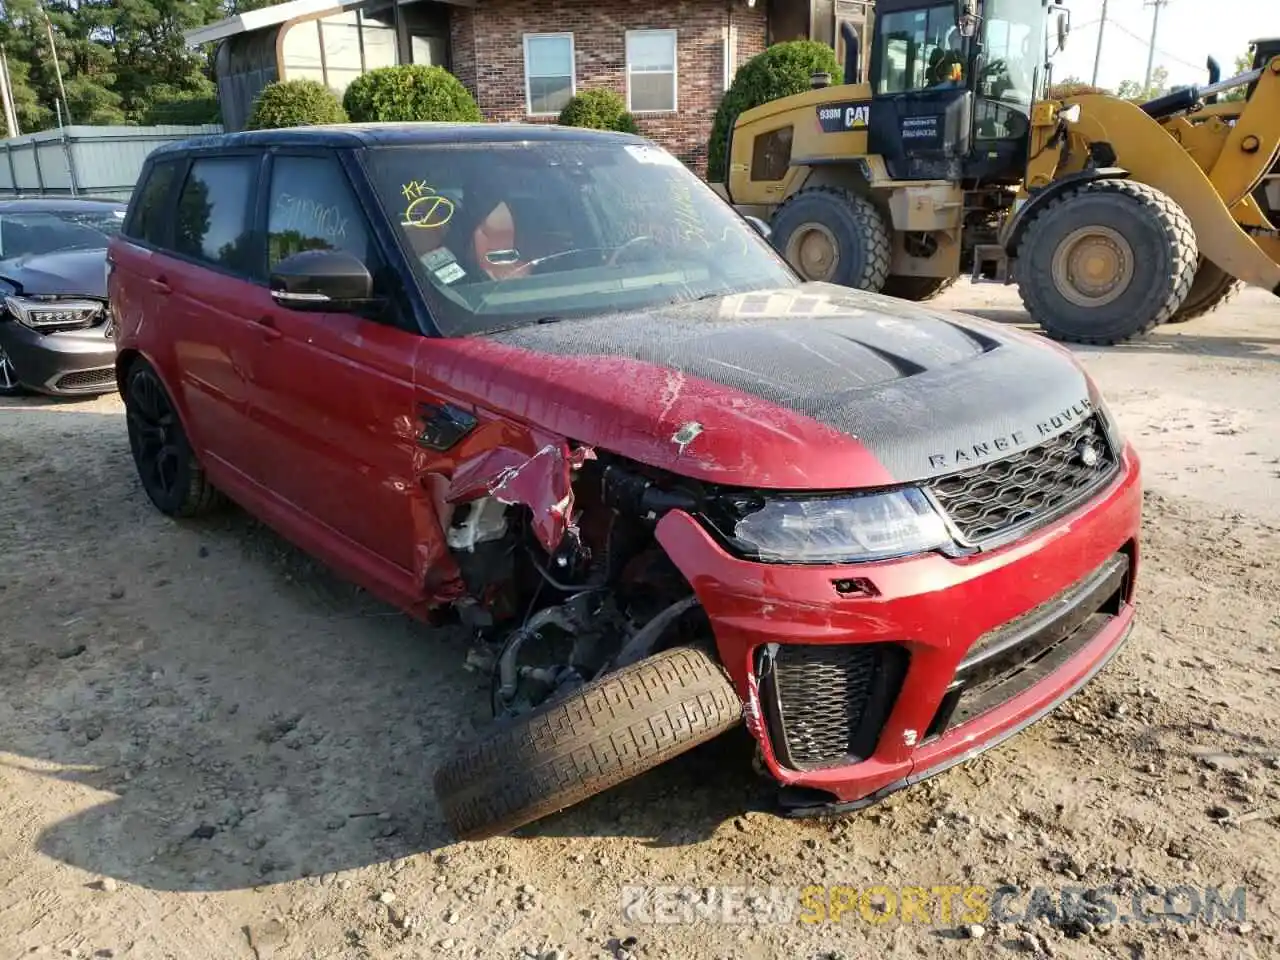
[707,488,952,564]
[3,295,103,332]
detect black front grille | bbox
[54,367,115,391]
[926,551,1131,739]
[757,642,908,770]
[928,415,1119,546]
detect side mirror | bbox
[269,249,377,313]
[1055,8,1071,54]
[956,0,980,38]
[744,215,772,240]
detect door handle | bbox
[254,314,282,341]
[148,276,171,295]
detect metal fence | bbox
[0,124,223,200]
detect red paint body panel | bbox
[654,445,1141,801]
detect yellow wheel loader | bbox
[719,0,1280,344]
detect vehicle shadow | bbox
[960,308,1280,363]
[1,406,759,893]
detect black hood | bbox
[486,283,1098,483]
[0,247,108,298]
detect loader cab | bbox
[868,0,1053,183]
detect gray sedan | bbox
[0,198,123,397]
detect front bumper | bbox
[0,320,117,396]
[654,443,1142,809]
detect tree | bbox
[1115,65,1169,103]
[1222,52,1253,102]
[705,41,840,183]
[1047,75,1110,99]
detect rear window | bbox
[127,160,181,246]
[172,156,259,276]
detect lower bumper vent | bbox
[757,642,908,770]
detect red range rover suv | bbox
[107,124,1141,840]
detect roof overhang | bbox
[183,0,473,48]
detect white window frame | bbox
[626,29,678,114]
[523,32,576,117]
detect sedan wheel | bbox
[0,344,23,396]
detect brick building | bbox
[186,0,874,173]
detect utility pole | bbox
[1091,0,1109,86]
[0,45,18,139]
[1143,0,1169,96]
[38,1,71,125]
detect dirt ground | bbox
[2,282,1279,960]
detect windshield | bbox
[979,0,1045,105]
[0,208,125,260]
[361,140,798,337]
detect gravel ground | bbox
[1,282,1278,960]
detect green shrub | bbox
[557,89,638,133]
[246,80,347,130]
[706,41,840,182]
[143,94,222,126]
[342,65,481,123]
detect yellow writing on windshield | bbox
[400,180,455,229]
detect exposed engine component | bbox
[446,454,712,721]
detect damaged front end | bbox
[436,441,723,722]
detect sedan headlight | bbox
[4,295,103,332]
[707,488,952,564]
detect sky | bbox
[1050,0,1276,90]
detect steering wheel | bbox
[605,235,661,267]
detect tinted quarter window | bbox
[127,160,180,246]
[266,155,374,267]
[173,156,259,276]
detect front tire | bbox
[769,187,892,291]
[124,359,223,517]
[433,646,742,841]
[1014,179,1198,344]
[0,344,24,396]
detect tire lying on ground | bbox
[768,187,892,291]
[433,645,742,841]
[1013,179,1198,345]
[880,275,958,302]
[1167,259,1244,323]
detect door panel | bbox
[164,154,273,481]
[245,151,421,577]
[248,306,422,573]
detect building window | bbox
[627,30,677,113]
[523,33,575,115]
[281,9,399,95]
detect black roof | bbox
[0,196,127,212]
[148,122,647,159]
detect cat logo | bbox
[816,102,871,133]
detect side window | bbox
[265,155,375,269]
[173,156,259,276]
[126,160,180,246]
[750,126,794,182]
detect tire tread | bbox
[433,646,742,841]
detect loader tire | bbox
[432,646,742,841]
[770,187,891,291]
[1168,260,1243,323]
[1014,179,1198,345]
[880,275,958,302]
